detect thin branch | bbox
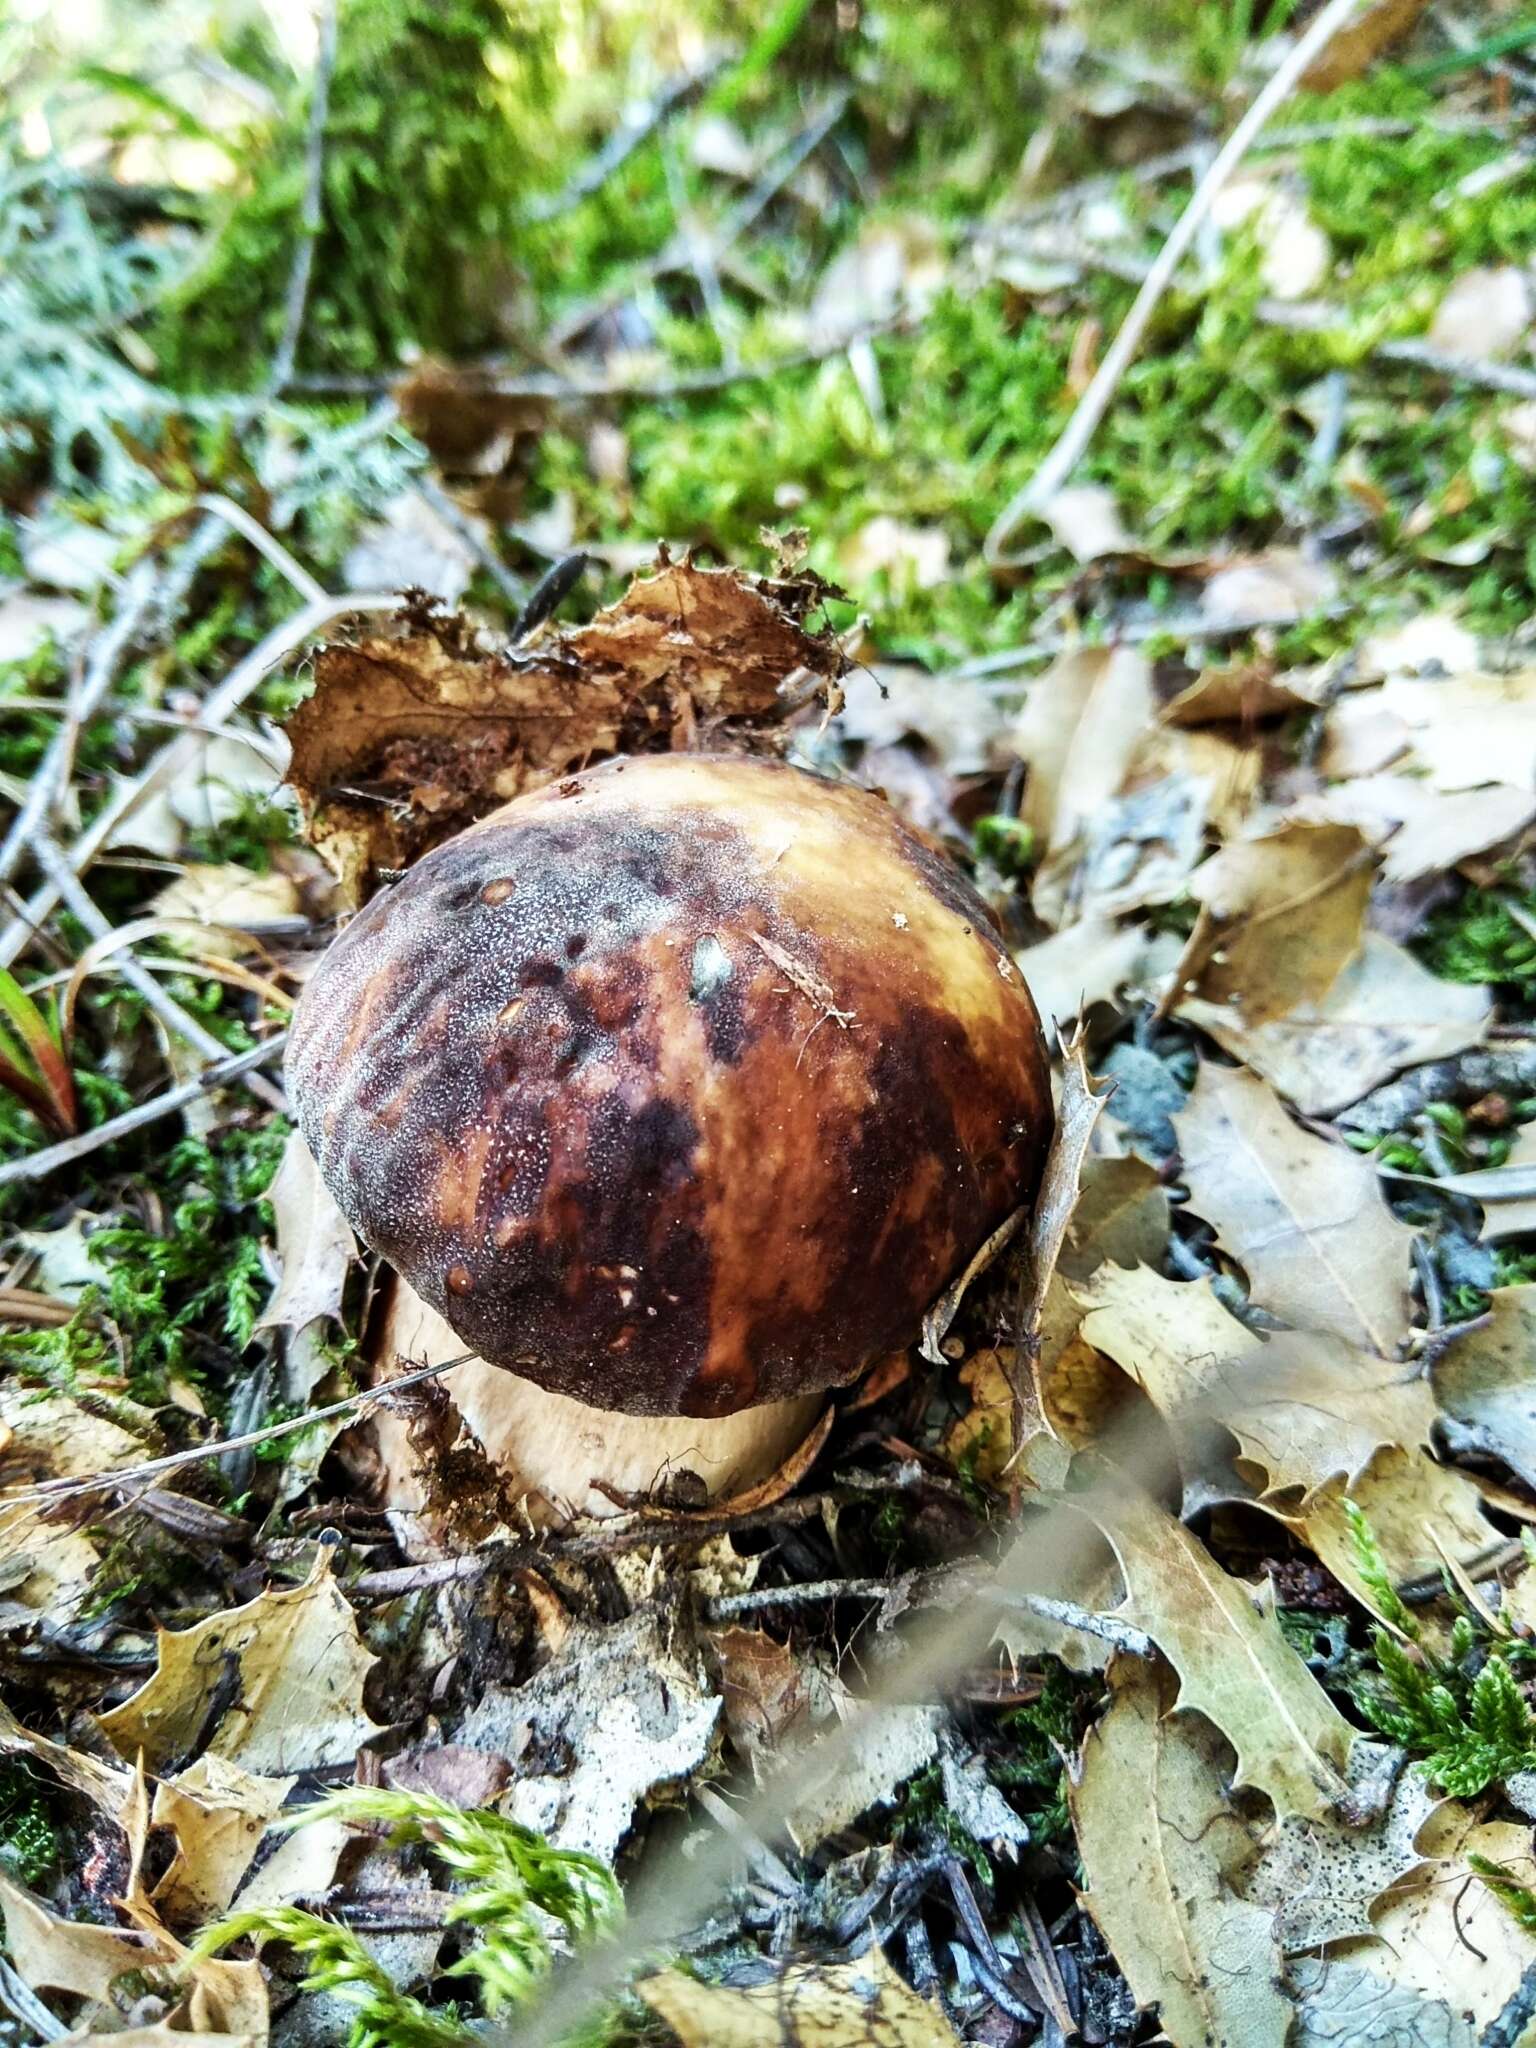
[0,1032,287,1189]
[269,0,339,395]
[0,554,162,893]
[524,54,731,223]
[984,0,1368,560]
[191,494,327,603]
[0,1348,469,1505]
[0,591,404,970]
[31,835,286,1112]
[291,319,902,404]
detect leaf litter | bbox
[9,8,1536,2047]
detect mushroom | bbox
[287,753,1052,1532]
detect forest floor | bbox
[7,2,1536,2044]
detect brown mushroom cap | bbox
[287,753,1052,1419]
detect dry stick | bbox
[191,494,326,604]
[268,0,338,396]
[525,54,732,223]
[0,1348,467,1504]
[983,0,1368,563]
[0,1033,286,1189]
[30,835,287,1114]
[0,591,403,970]
[0,554,163,894]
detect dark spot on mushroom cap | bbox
[286,752,1052,1417]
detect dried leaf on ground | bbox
[1200,550,1335,630]
[1038,483,1135,562]
[839,515,950,590]
[1070,1657,1292,2048]
[1302,0,1434,89]
[640,1943,961,2048]
[1161,656,1329,728]
[151,861,306,934]
[460,1606,718,1861]
[96,1555,381,1775]
[1073,1265,1434,1503]
[1432,1285,1536,1491]
[0,1379,152,1481]
[1291,774,1536,885]
[1175,1063,1417,1354]
[1212,180,1330,301]
[1179,932,1490,1117]
[1426,266,1533,362]
[1175,822,1372,1027]
[254,1128,356,1337]
[1237,1740,1435,1950]
[287,560,843,901]
[1293,1806,1536,2037]
[1380,671,1536,792]
[1011,646,1155,866]
[1014,915,1157,1028]
[1084,1478,1355,1820]
[150,1754,295,1924]
[711,1626,812,1760]
[1283,1449,1495,1622]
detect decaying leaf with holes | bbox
[1071,1657,1292,2048]
[286,559,846,903]
[95,1554,381,1776]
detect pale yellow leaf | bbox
[1084,1479,1354,1819]
[1176,821,1371,1026]
[151,1754,296,1924]
[1011,647,1154,857]
[1071,1658,1292,2048]
[1433,1284,1536,1492]
[639,1944,961,2047]
[1175,1063,1417,1355]
[1284,1448,1495,1623]
[254,1128,356,1337]
[97,1555,381,1775]
[1179,932,1489,1117]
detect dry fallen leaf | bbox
[1302,0,1433,89]
[1284,1448,1496,1622]
[1292,773,1535,885]
[1239,1738,1435,1953]
[1071,1657,1293,2048]
[1426,265,1533,363]
[1175,822,1372,1028]
[640,1943,961,2048]
[1038,482,1135,562]
[1293,1805,1536,2036]
[1014,916,1155,1027]
[1175,1063,1417,1354]
[1011,646,1155,867]
[1073,1264,1435,1505]
[839,514,950,589]
[1179,932,1490,1117]
[1161,656,1329,728]
[254,1128,356,1337]
[786,1706,941,1853]
[1432,1284,1536,1490]
[1084,1478,1355,1820]
[96,1554,381,1775]
[1380,670,1536,792]
[1200,550,1335,630]
[287,560,844,901]
[150,1753,295,1924]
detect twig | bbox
[192,494,326,603]
[0,554,162,894]
[289,321,902,403]
[0,1032,286,1189]
[269,0,338,394]
[411,478,527,613]
[31,834,286,1112]
[0,1349,470,1506]
[524,55,731,223]
[953,602,1355,687]
[704,1573,926,1621]
[1372,334,1536,399]
[0,591,403,969]
[985,0,1368,560]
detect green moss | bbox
[992,1663,1092,1847]
[1422,886,1536,1001]
[0,1760,62,1891]
[156,0,559,387]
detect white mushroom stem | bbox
[374,1278,824,1542]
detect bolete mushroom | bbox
[287,753,1052,1530]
